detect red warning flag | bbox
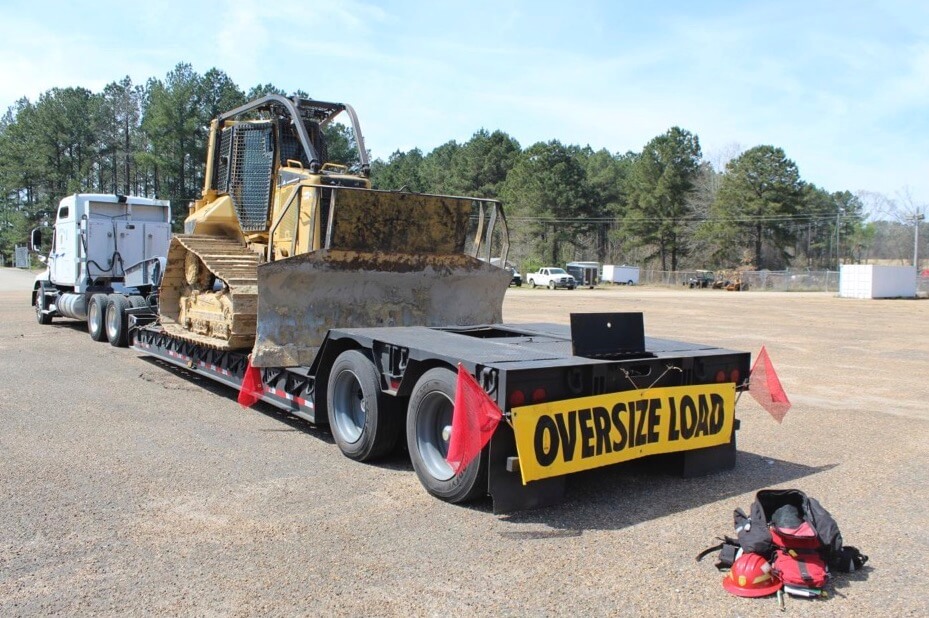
[749,346,791,423]
[446,364,503,475]
[237,355,264,408]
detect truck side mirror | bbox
[29,228,42,252]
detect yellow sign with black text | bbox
[511,383,735,484]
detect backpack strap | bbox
[695,536,740,569]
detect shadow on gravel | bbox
[134,355,422,473]
[42,319,90,335]
[830,565,873,597]
[497,452,837,532]
[135,356,336,446]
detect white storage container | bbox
[839,265,916,298]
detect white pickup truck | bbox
[526,267,576,290]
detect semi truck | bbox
[30,193,171,346]
[29,95,751,513]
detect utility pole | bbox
[911,211,925,269]
[835,208,844,269]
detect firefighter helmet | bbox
[722,552,782,597]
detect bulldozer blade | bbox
[251,249,512,367]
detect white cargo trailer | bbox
[602,264,640,285]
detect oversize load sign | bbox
[511,383,735,484]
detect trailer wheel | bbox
[406,367,486,503]
[87,294,108,341]
[105,295,130,347]
[34,283,52,325]
[327,350,401,462]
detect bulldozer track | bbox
[158,235,259,351]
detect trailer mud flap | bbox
[251,249,512,367]
[488,421,566,514]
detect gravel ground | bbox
[1,267,927,616]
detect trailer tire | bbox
[105,295,130,347]
[87,294,108,341]
[34,283,52,325]
[406,367,486,503]
[327,350,401,462]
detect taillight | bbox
[730,369,741,384]
[508,390,526,408]
[532,388,547,403]
[715,370,727,383]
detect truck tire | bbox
[529,278,536,288]
[105,295,130,347]
[628,280,634,286]
[34,283,52,325]
[127,295,147,309]
[326,350,402,462]
[87,294,108,342]
[406,367,487,503]
[548,281,556,290]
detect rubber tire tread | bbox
[406,367,487,504]
[87,294,108,342]
[106,295,131,347]
[326,350,402,462]
[35,284,52,325]
[127,295,147,309]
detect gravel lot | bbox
[1,267,927,616]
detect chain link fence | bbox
[640,269,840,292]
[621,268,928,295]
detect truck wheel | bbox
[127,295,147,309]
[529,279,536,288]
[548,281,556,290]
[34,284,52,325]
[87,294,108,342]
[327,350,401,462]
[406,367,487,503]
[105,295,130,347]
[628,280,634,286]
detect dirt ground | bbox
[1,267,927,616]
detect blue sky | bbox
[1,1,927,213]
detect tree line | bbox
[1,62,923,271]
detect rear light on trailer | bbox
[716,370,727,383]
[531,388,547,403]
[508,389,526,408]
[730,369,741,384]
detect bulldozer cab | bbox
[194,95,370,243]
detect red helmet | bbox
[722,552,782,597]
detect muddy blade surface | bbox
[251,249,512,367]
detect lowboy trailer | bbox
[130,311,749,513]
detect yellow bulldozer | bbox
[158,95,511,367]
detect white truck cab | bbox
[31,194,171,345]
